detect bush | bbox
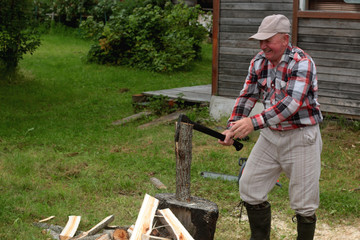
[0,0,41,78]
[81,0,207,72]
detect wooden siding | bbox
[214,0,360,117]
[216,0,293,98]
[297,18,360,117]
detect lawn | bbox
[0,30,359,240]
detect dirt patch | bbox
[215,213,360,240]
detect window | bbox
[300,0,360,11]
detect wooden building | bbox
[211,0,360,118]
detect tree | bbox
[0,0,41,78]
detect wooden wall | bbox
[214,0,360,117]
[296,18,360,116]
[216,0,293,97]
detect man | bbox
[219,14,323,240]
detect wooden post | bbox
[175,122,193,202]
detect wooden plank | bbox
[219,54,253,63]
[305,49,360,61]
[220,25,258,33]
[320,103,360,116]
[219,61,250,69]
[157,209,194,240]
[298,18,360,30]
[220,39,258,49]
[75,215,115,239]
[59,216,81,240]
[137,110,186,130]
[222,0,292,2]
[219,47,259,56]
[212,0,220,95]
[112,112,152,126]
[318,81,360,93]
[297,35,360,45]
[311,58,360,70]
[219,67,248,76]
[298,27,360,37]
[219,32,254,41]
[298,42,360,54]
[141,235,171,240]
[220,17,263,26]
[319,89,360,100]
[319,96,360,108]
[316,66,360,77]
[221,3,293,11]
[317,74,359,85]
[220,10,292,19]
[297,11,360,20]
[129,194,159,240]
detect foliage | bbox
[81,0,207,72]
[0,0,41,78]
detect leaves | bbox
[81,1,207,72]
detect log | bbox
[112,111,152,126]
[156,193,219,240]
[175,122,193,202]
[138,110,186,129]
[59,216,81,240]
[150,177,167,190]
[95,234,111,240]
[113,229,129,240]
[157,209,194,240]
[141,235,172,240]
[129,194,159,240]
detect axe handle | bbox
[192,122,243,151]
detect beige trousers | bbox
[239,124,322,216]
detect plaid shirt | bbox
[228,44,323,131]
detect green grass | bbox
[0,30,359,240]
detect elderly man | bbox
[219,14,323,240]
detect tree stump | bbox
[155,193,218,240]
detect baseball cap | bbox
[249,14,290,40]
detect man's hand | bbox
[218,129,235,146]
[231,117,254,139]
[218,118,254,146]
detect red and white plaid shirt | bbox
[228,44,323,131]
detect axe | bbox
[176,114,243,151]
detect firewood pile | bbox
[34,194,194,240]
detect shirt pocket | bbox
[275,77,287,102]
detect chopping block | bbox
[155,193,219,240]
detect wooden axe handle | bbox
[178,114,243,151]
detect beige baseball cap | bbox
[249,14,290,40]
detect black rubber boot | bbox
[245,201,271,240]
[296,214,316,240]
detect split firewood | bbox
[127,225,135,237]
[113,229,129,240]
[74,215,114,240]
[95,234,111,240]
[150,177,167,190]
[141,235,172,240]
[129,194,159,240]
[60,216,81,240]
[157,209,194,240]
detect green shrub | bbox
[0,0,41,78]
[81,0,207,72]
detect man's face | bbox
[260,34,289,65]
